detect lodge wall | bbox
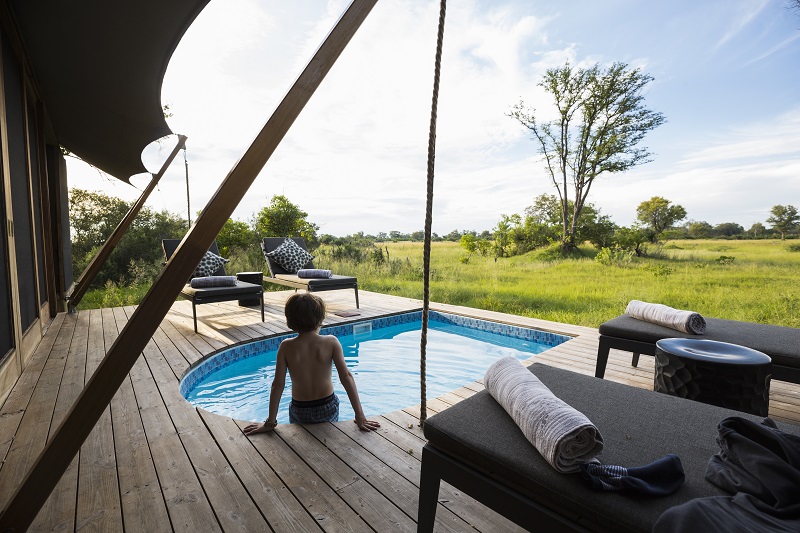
[0,12,72,403]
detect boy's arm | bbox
[243,346,288,435]
[332,338,380,431]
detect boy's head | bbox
[285,293,326,332]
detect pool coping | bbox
[179,309,574,397]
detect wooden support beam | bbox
[67,135,187,309]
[0,1,376,530]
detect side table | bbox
[236,272,263,306]
[654,338,771,416]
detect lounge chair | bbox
[594,315,800,384]
[261,237,359,308]
[162,239,265,333]
[417,363,800,532]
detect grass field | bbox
[79,239,800,329]
[318,239,800,328]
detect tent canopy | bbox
[9,0,210,182]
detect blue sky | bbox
[69,0,800,236]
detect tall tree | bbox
[636,196,687,240]
[253,195,319,246]
[766,204,799,240]
[510,62,665,251]
[68,188,187,285]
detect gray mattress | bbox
[423,363,800,532]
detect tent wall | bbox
[0,13,67,403]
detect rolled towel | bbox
[190,276,238,288]
[297,269,333,279]
[625,300,706,334]
[484,357,604,473]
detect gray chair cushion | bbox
[599,315,800,368]
[275,273,357,287]
[423,363,800,533]
[181,281,262,300]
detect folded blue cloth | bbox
[190,276,238,288]
[297,269,332,279]
[580,454,685,496]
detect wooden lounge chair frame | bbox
[261,237,359,308]
[594,315,800,384]
[162,239,265,333]
[417,363,800,533]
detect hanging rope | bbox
[184,146,191,226]
[420,0,446,428]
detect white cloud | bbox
[65,0,800,238]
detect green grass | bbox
[79,239,800,329]
[316,240,800,328]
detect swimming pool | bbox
[180,310,571,423]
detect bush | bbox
[594,246,634,266]
[715,255,736,265]
[786,243,800,252]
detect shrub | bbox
[786,243,800,253]
[594,246,634,266]
[715,255,736,265]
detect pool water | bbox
[181,311,570,423]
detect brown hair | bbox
[284,293,326,332]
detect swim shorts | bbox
[289,393,340,424]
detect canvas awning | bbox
[8,0,210,182]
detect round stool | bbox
[236,271,263,306]
[654,338,771,416]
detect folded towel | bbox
[190,276,238,288]
[297,269,333,279]
[484,357,604,473]
[625,300,706,334]
[580,454,685,496]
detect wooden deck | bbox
[1,289,798,532]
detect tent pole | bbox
[0,2,376,529]
[67,135,187,309]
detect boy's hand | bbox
[243,422,275,436]
[354,416,381,431]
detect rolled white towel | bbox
[297,269,333,279]
[484,357,604,473]
[625,300,706,334]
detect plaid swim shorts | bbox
[289,393,340,424]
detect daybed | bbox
[594,315,800,384]
[261,237,359,308]
[418,363,800,532]
[162,239,265,333]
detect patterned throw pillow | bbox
[193,251,230,278]
[266,238,314,273]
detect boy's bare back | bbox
[279,332,338,401]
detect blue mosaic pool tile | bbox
[180,310,572,397]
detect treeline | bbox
[70,187,799,294]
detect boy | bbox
[244,293,380,435]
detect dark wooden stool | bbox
[236,272,263,306]
[655,338,772,416]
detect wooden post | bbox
[0,1,376,530]
[67,135,187,309]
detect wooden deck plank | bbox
[238,421,373,533]
[104,307,173,533]
[280,423,420,533]
[125,332,222,532]
[29,311,87,532]
[75,308,122,531]
[0,314,76,509]
[2,290,800,532]
[138,320,272,531]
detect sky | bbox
[67,0,800,236]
